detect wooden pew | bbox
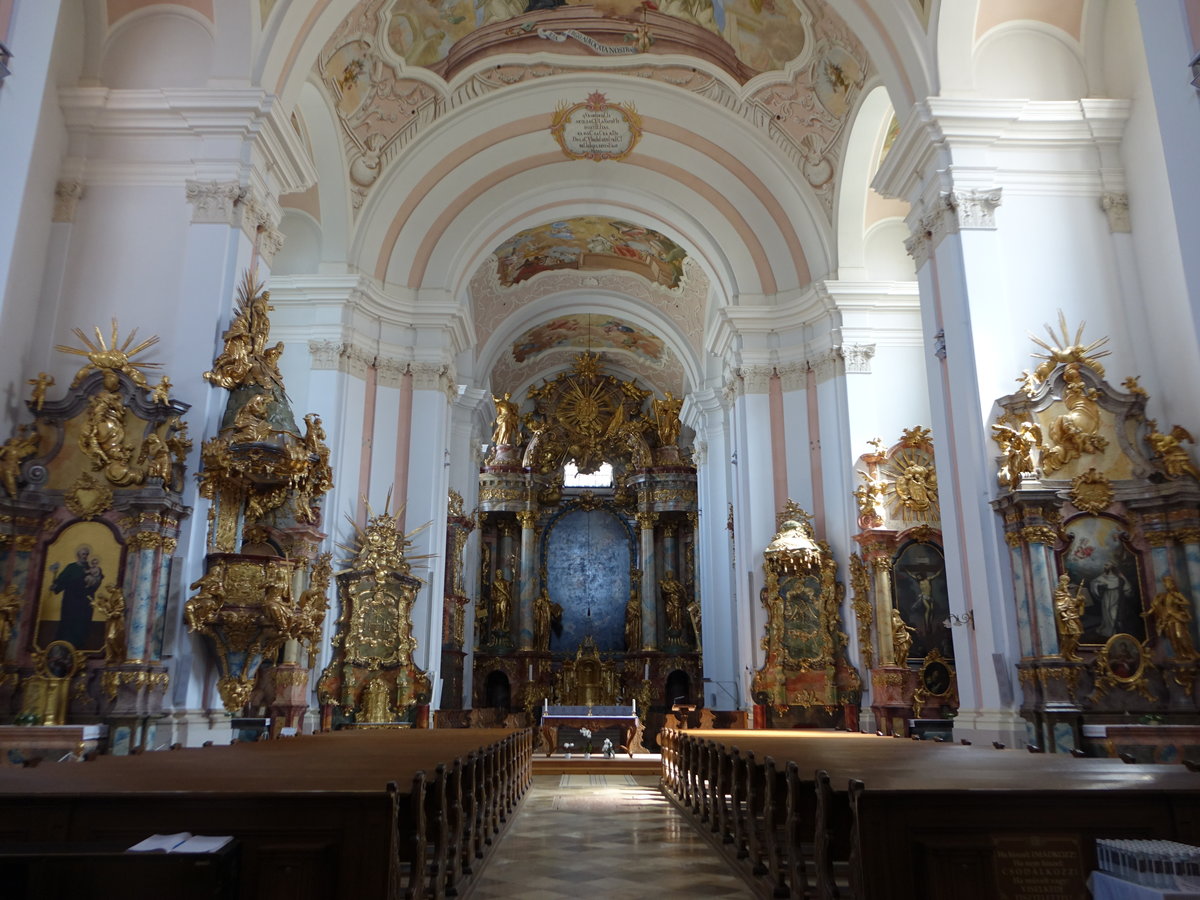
[663,728,1200,900]
[0,728,530,900]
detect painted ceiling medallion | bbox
[493,216,685,288]
[551,91,642,162]
[512,314,665,364]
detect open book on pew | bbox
[127,832,234,853]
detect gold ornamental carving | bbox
[1069,467,1114,514]
[754,502,859,713]
[1090,633,1156,702]
[64,471,114,520]
[56,319,163,389]
[853,429,939,529]
[521,352,656,475]
[848,552,873,670]
[479,486,524,503]
[1021,525,1059,546]
[1022,312,1112,391]
[100,669,169,701]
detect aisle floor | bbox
[469,774,752,899]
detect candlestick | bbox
[528,662,533,680]
[643,661,650,680]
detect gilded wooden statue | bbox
[1053,574,1085,662]
[1144,576,1198,662]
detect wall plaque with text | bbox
[551,92,642,162]
[993,834,1086,900]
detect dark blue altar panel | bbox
[545,509,630,652]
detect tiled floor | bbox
[469,774,752,899]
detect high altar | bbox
[466,352,700,729]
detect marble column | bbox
[662,523,679,583]
[637,511,658,650]
[498,522,517,637]
[1023,528,1060,659]
[871,556,896,664]
[517,510,537,651]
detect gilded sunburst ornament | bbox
[55,318,161,388]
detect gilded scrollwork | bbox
[1090,633,1156,702]
[848,552,873,670]
[1069,467,1114,514]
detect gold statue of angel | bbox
[1146,421,1200,480]
[992,420,1042,489]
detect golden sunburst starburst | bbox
[1028,310,1111,385]
[55,318,161,388]
[336,490,434,579]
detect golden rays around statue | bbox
[1019,311,1112,393]
[55,318,163,388]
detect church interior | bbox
[3,0,1200,896]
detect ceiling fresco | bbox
[511,313,665,363]
[382,0,810,72]
[491,346,685,398]
[493,217,687,289]
[469,258,709,359]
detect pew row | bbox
[660,727,1200,899]
[0,728,533,900]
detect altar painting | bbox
[36,521,124,651]
[781,572,823,663]
[1059,514,1145,644]
[892,541,952,661]
[545,508,630,652]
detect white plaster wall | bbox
[1107,1,1200,430]
[369,382,402,510]
[100,10,214,89]
[405,387,451,686]
[780,384,814,513]
[273,210,323,276]
[693,391,740,708]
[974,26,1088,100]
[0,0,68,430]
